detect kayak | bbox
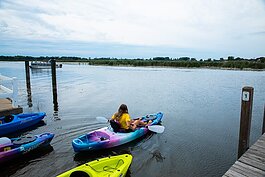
[72,112,163,152]
[57,154,132,177]
[0,112,46,136]
[0,132,54,163]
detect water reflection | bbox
[0,145,54,177]
[150,149,165,162]
[53,110,60,121]
[26,87,33,108]
[53,97,58,112]
[30,68,52,75]
[29,65,60,119]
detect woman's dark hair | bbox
[115,104,128,120]
[118,104,128,114]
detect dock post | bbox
[238,86,254,159]
[51,59,58,111]
[25,61,32,107]
[262,104,265,134]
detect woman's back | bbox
[112,113,130,129]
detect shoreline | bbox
[84,63,265,72]
[1,60,265,71]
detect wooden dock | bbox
[0,98,22,117]
[0,73,22,116]
[223,133,265,177]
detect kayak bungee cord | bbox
[103,159,124,172]
[86,159,124,173]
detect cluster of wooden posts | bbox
[24,60,58,111]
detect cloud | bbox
[249,31,265,36]
[0,0,265,58]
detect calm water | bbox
[0,62,264,177]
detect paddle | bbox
[96,116,165,133]
[146,125,165,133]
[96,116,109,123]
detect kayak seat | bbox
[0,137,13,152]
[94,131,110,141]
[0,137,11,145]
[70,171,90,177]
[109,120,133,133]
[13,135,37,146]
[110,120,121,133]
[100,137,106,141]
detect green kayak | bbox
[57,154,133,177]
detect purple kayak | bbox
[0,132,54,163]
[72,112,163,152]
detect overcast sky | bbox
[0,0,265,59]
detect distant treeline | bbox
[0,55,265,70]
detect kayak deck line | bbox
[85,159,125,173]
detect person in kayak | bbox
[110,104,150,133]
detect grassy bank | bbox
[1,56,265,70]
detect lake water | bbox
[0,61,264,177]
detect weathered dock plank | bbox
[0,98,22,116]
[223,133,265,177]
[239,153,265,171]
[223,169,246,177]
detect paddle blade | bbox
[147,125,165,133]
[96,116,108,123]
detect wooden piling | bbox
[238,86,254,159]
[262,105,265,134]
[25,61,30,90]
[51,59,58,111]
[25,61,32,107]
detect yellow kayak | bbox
[57,154,133,177]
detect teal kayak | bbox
[72,112,163,152]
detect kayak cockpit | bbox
[72,131,111,152]
[86,131,110,142]
[0,115,14,124]
[75,131,110,144]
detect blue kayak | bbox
[0,112,46,136]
